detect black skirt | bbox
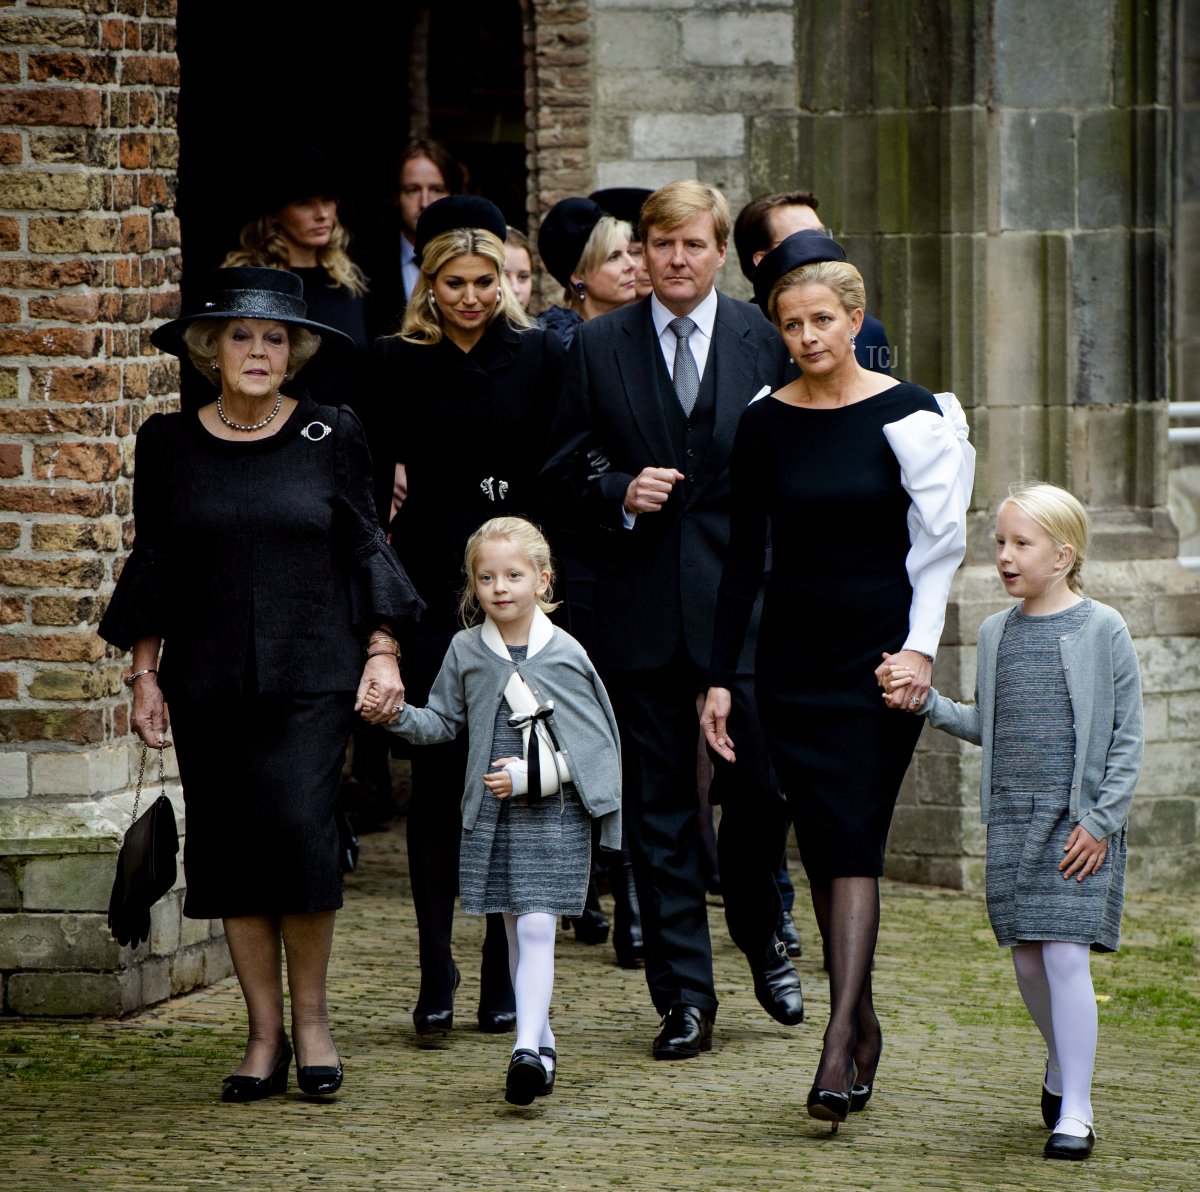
[170,691,355,919]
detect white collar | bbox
[650,287,718,341]
[480,607,555,661]
[400,234,416,264]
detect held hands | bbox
[877,650,933,712]
[130,675,171,749]
[700,687,736,763]
[1060,824,1108,881]
[356,653,405,725]
[483,758,517,799]
[624,466,684,515]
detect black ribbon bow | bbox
[506,701,563,797]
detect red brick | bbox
[0,217,19,252]
[0,485,110,517]
[0,133,21,166]
[33,442,120,482]
[0,88,102,129]
[0,260,105,289]
[0,408,108,436]
[123,20,141,50]
[112,702,129,738]
[130,91,157,127]
[137,173,168,207]
[119,213,149,251]
[120,55,177,86]
[27,293,101,324]
[0,673,18,700]
[0,52,19,84]
[0,447,22,479]
[1,597,24,625]
[0,328,103,358]
[149,290,180,319]
[119,132,150,169]
[28,365,122,405]
[101,18,124,49]
[0,559,105,593]
[120,292,149,323]
[0,708,105,745]
[32,595,100,626]
[0,522,19,549]
[0,295,20,323]
[27,52,117,84]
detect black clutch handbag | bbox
[108,743,179,948]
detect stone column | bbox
[0,0,230,1015]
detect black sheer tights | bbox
[808,876,883,1092]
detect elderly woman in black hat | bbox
[701,230,973,1130]
[99,266,424,1102]
[536,197,638,350]
[373,195,565,1039]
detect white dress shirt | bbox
[401,235,419,300]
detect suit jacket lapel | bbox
[613,301,675,463]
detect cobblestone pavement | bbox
[3,819,1198,1191]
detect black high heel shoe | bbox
[297,1055,343,1097]
[413,964,460,1037]
[807,1085,850,1133]
[221,1038,292,1103]
[849,1082,873,1112]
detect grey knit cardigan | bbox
[387,609,623,850]
[921,600,1143,841]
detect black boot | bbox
[610,857,644,968]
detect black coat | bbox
[541,293,791,674]
[372,319,565,671]
[98,397,423,700]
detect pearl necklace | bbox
[216,391,283,432]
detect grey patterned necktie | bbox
[669,316,700,416]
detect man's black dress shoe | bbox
[477,1008,517,1033]
[751,942,804,1025]
[221,1038,292,1103]
[1044,1118,1095,1160]
[504,1047,548,1105]
[652,1005,713,1060]
[778,911,802,958]
[413,964,460,1037]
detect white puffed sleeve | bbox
[882,392,976,658]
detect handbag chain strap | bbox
[130,743,167,823]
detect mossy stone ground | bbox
[3,822,1197,1191]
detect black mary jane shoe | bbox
[413,964,460,1038]
[849,1082,873,1113]
[534,1046,556,1097]
[297,1057,343,1097]
[1044,1117,1095,1160]
[807,1085,851,1133]
[504,1048,548,1106]
[221,1039,292,1103]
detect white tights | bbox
[503,911,557,1073]
[1011,941,1097,1136]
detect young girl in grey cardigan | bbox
[884,483,1143,1163]
[364,516,621,1106]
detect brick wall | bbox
[0,0,229,1015]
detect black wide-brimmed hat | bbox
[150,267,354,358]
[752,229,848,310]
[538,197,608,289]
[589,187,651,235]
[412,195,508,265]
[256,143,341,216]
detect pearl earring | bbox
[849,334,857,348]
[211,360,219,371]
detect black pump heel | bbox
[221,1038,292,1103]
[807,1085,850,1133]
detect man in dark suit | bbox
[543,180,804,1059]
[733,190,894,375]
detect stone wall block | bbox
[795,0,849,112]
[1128,797,1198,848]
[944,109,989,234]
[149,894,181,956]
[598,68,794,117]
[594,159,698,191]
[1137,741,1200,796]
[998,111,1076,230]
[1168,692,1200,739]
[630,113,744,161]
[21,853,114,911]
[1133,108,1170,229]
[0,911,121,969]
[0,750,29,798]
[6,969,139,1017]
[993,0,1112,107]
[1078,109,1133,229]
[594,12,677,70]
[1143,693,1169,741]
[0,862,18,910]
[746,114,799,197]
[681,12,794,68]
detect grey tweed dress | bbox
[459,645,591,917]
[986,602,1126,952]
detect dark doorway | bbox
[174,1,529,301]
